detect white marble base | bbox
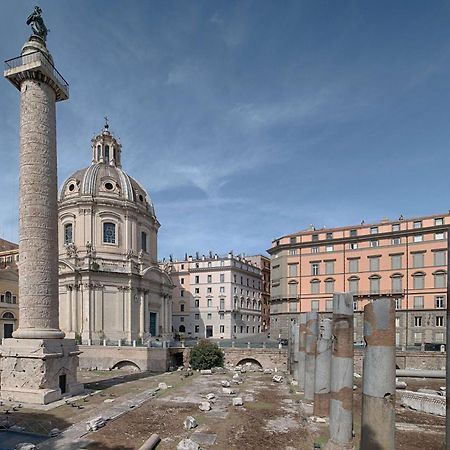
[0,338,84,404]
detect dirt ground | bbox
[0,369,445,450]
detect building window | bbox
[325,245,333,252]
[326,300,333,311]
[104,145,110,162]
[220,325,225,333]
[179,325,185,333]
[370,227,378,235]
[391,254,402,270]
[312,234,319,242]
[370,240,379,248]
[220,286,225,293]
[392,237,401,245]
[207,275,212,283]
[435,218,444,226]
[219,298,225,310]
[195,299,199,307]
[395,317,400,327]
[434,250,446,266]
[289,248,298,255]
[369,257,380,272]
[413,332,422,344]
[312,246,320,253]
[348,259,359,273]
[311,279,320,294]
[220,313,224,319]
[326,232,333,240]
[289,264,298,277]
[435,231,445,240]
[413,273,425,290]
[349,242,358,250]
[180,289,185,297]
[288,283,298,297]
[391,274,402,293]
[435,332,445,342]
[180,316,184,322]
[350,229,357,237]
[434,271,446,289]
[207,299,212,308]
[436,296,445,308]
[413,296,424,309]
[103,222,116,244]
[180,304,185,312]
[412,253,424,268]
[413,220,422,229]
[289,301,297,312]
[207,313,212,320]
[348,277,359,294]
[5,291,12,303]
[413,235,423,243]
[195,313,200,320]
[195,325,200,333]
[325,261,334,275]
[195,288,200,294]
[311,263,319,276]
[219,273,225,283]
[311,300,319,311]
[369,276,380,294]
[414,316,422,327]
[325,278,335,294]
[181,277,184,284]
[64,223,73,245]
[436,316,444,327]
[195,276,200,284]
[353,300,358,311]
[207,287,212,293]
[141,231,147,252]
[395,298,402,309]
[392,223,400,232]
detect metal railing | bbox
[5,50,69,95]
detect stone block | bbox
[222,387,235,395]
[177,439,200,450]
[183,416,198,430]
[232,397,243,406]
[199,401,211,411]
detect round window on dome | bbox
[105,182,114,191]
[68,183,75,192]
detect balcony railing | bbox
[5,50,69,96]
[353,289,405,297]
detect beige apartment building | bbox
[168,253,266,339]
[247,255,271,331]
[269,213,449,347]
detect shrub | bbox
[189,340,224,370]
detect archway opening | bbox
[236,358,263,371]
[111,360,140,372]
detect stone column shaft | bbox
[314,318,332,417]
[360,298,395,450]
[304,311,318,400]
[328,292,354,449]
[297,313,307,391]
[15,78,63,339]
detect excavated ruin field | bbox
[0,368,444,449]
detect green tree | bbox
[189,340,224,370]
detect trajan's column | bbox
[1,7,82,404]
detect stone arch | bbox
[2,312,15,319]
[111,360,140,371]
[236,357,263,369]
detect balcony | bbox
[352,289,405,298]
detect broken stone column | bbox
[292,322,299,380]
[304,311,318,400]
[360,298,395,450]
[327,293,354,449]
[297,313,307,391]
[314,318,332,417]
[2,24,82,404]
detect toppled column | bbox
[327,293,354,449]
[314,318,332,417]
[360,298,395,450]
[297,313,307,391]
[304,311,318,400]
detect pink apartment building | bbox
[169,253,266,339]
[269,213,449,347]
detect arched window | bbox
[97,145,101,161]
[178,325,185,333]
[369,275,380,294]
[5,291,12,304]
[412,272,425,290]
[310,279,320,294]
[240,299,244,308]
[105,145,110,162]
[391,273,403,294]
[103,222,116,244]
[64,223,73,245]
[348,276,359,294]
[434,271,446,289]
[325,278,335,294]
[288,282,298,297]
[141,231,147,252]
[2,312,14,319]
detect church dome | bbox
[59,123,155,217]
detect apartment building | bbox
[269,213,449,347]
[0,238,19,271]
[247,254,271,331]
[169,252,265,339]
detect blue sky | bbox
[1,1,450,259]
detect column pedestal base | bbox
[0,338,84,405]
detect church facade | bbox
[57,124,173,344]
